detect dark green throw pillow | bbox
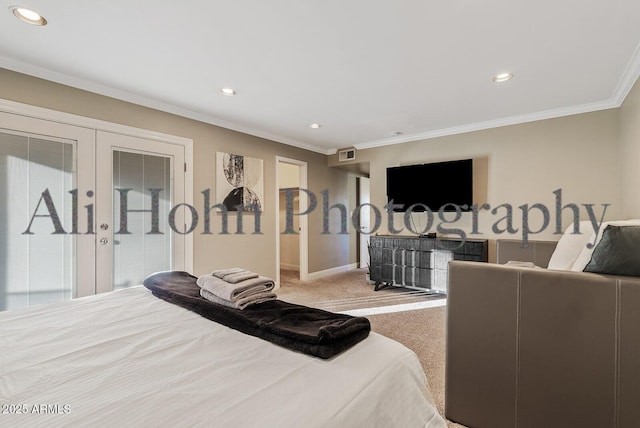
[584,225,640,277]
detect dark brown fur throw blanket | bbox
[143,271,371,359]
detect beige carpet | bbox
[279,269,446,311]
[278,269,466,428]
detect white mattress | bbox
[0,286,445,427]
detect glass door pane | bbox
[95,130,185,295]
[0,130,74,311]
[112,151,172,290]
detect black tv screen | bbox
[386,159,473,212]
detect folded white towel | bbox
[200,288,276,310]
[197,274,275,302]
[223,271,259,284]
[211,268,259,283]
[212,268,246,279]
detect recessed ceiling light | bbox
[10,6,47,26]
[493,72,514,83]
[220,88,236,96]
[309,123,321,129]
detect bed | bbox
[0,285,446,427]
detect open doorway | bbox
[275,157,308,287]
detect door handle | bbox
[100,238,109,245]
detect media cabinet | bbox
[368,235,488,293]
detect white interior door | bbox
[0,112,95,311]
[359,177,371,269]
[95,131,186,295]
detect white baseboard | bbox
[339,299,447,316]
[280,263,300,271]
[306,263,358,281]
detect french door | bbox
[0,112,187,311]
[95,131,185,295]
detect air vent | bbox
[338,148,356,162]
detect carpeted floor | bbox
[278,269,466,428]
[278,268,446,311]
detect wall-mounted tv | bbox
[386,159,473,212]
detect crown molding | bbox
[610,40,640,107]
[353,99,618,151]
[0,57,333,155]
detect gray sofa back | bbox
[445,241,640,428]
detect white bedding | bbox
[0,286,445,428]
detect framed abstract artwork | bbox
[216,152,264,212]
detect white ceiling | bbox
[1,1,640,155]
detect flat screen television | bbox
[386,159,473,212]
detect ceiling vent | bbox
[338,148,356,162]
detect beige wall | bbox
[330,110,621,261]
[0,69,354,279]
[620,78,640,218]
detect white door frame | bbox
[358,176,371,269]
[275,156,308,286]
[95,131,187,295]
[0,98,194,286]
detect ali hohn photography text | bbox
[23,187,611,247]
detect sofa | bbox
[445,226,640,428]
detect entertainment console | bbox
[368,235,488,293]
